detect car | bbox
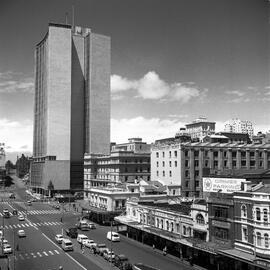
[65,227,78,238]
[88,223,96,229]
[9,193,15,199]
[3,244,12,254]
[107,231,120,242]
[54,204,60,210]
[18,215,25,221]
[55,234,64,244]
[76,234,88,244]
[114,254,133,270]
[0,239,8,245]
[95,243,108,255]
[103,249,115,262]
[77,220,89,231]
[26,201,32,206]
[17,229,26,238]
[61,238,73,251]
[84,239,97,249]
[3,209,10,218]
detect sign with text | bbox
[203,177,245,193]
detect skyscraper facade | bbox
[224,118,254,138]
[30,23,110,193]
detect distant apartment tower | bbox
[224,118,254,138]
[0,143,5,169]
[30,23,110,194]
[185,117,215,141]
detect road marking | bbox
[24,223,29,227]
[21,224,25,227]
[13,224,17,228]
[36,223,41,226]
[54,249,60,254]
[9,225,13,229]
[5,225,8,229]
[65,252,88,270]
[37,252,42,257]
[48,250,54,255]
[31,252,36,258]
[43,251,48,256]
[17,224,21,228]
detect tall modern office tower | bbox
[30,23,110,193]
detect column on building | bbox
[263,149,268,170]
[236,149,241,169]
[218,149,223,171]
[209,149,214,170]
[180,148,186,188]
[246,149,250,170]
[189,149,195,196]
[255,149,259,170]
[228,148,232,170]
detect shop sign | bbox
[203,177,245,193]
[254,259,270,269]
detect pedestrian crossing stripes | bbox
[14,249,61,261]
[0,209,61,216]
[0,221,62,230]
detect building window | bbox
[161,220,164,229]
[156,171,159,177]
[169,171,172,177]
[175,161,177,167]
[214,207,228,219]
[185,160,189,167]
[176,223,180,233]
[195,170,199,177]
[205,160,208,167]
[250,160,255,167]
[214,227,229,240]
[256,208,261,221]
[183,226,186,235]
[241,205,247,218]
[166,220,169,230]
[232,160,237,168]
[196,214,205,224]
[162,152,165,158]
[232,151,237,158]
[185,181,189,187]
[195,160,199,167]
[257,232,262,246]
[156,152,159,158]
[169,151,171,158]
[263,209,268,223]
[156,161,159,167]
[169,161,172,167]
[185,170,189,178]
[214,151,218,157]
[223,151,227,158]
[194,151,199,157]
[265,234,269,248]
[162,171,165,177]
[174,151,177,157]
[195,181,200,187]
[162,161,165,167]
[214,160,218,168]
[242,227,248,242]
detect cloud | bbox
[0,118,33,152]
[111,117,186,143]
[111,71,205,103]
[168,114,189,119]
[229,97,251,103]
[225,90,245,97]
[0,71,34,93]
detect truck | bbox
[65,227,78,238]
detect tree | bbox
[5,160,15,174]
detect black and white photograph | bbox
[0,0,269,269]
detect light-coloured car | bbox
[77,234,88,244]
[107,231,120,242]
[18,229,26,237]
[61,238,73,251]
[18,215,25,221]
[84,239,97,249]
[3,244,12,254]
[55,234,63,244]
[103,249,115,261]
[0,239,8,245]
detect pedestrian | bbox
[80,242,83,250]
[60,217,63,223]
[163,246,167,256]
[152,244,155,250]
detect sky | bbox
[0,0,269,161]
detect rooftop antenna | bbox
[65,12,68,24]
[72,5,75,30]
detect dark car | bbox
[114,254,133,270]
[65,227,78,238]
[9,193,15,199]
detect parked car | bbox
[107,231,120,242]
[0,239,8,245]
[77,234,88,244]
[26,201,32,206]
[84,239,97,249]
[55,234,64,244]
[61,238,73,251]
[95,244,107,255]
[88,223,96,229]
[103,249,115,262]
[17,230,26,238]
[77,220,89,231]
[3,244,12,254]
[65,227,78,238]
[9,193,15,199]
[133,263,161,270]
[114,254,133,270]
[18,215,25,221]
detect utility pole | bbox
[110,220,113,270]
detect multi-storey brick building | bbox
[151,138,270,197]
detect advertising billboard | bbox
[203,177,245,193]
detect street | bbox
[0,176,193,270]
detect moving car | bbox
[3,244,12,254]
[88,223,96,229]
[55,234,64,244]
[84,239,97,249]
[61,238,73,251]
[107,231,120,242]
[77,220,89,231]
[103,249,115,262]
[65,227,78,238]
[95,243,107,255]
[17,229,26,238]
[114,254,133,270]
[76,234,88,244]
[3,209,10,218]
[18,215,25,221]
